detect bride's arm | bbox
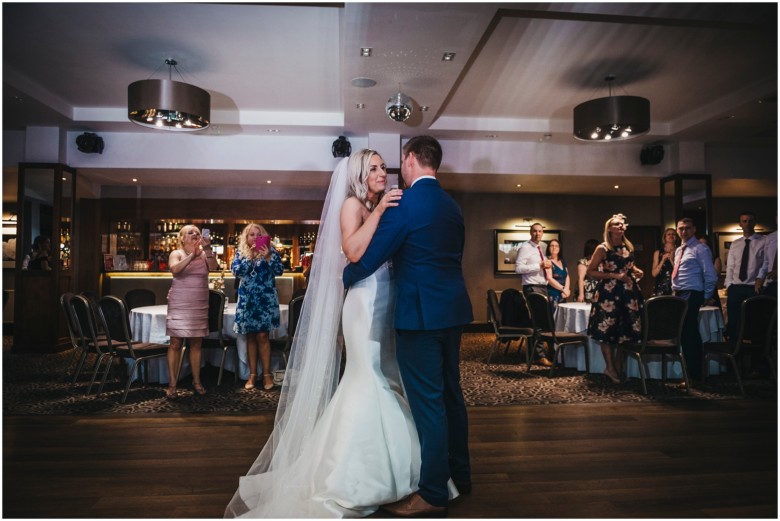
[340,191,401,263]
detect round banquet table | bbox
[553,301,724,378]
[129,303,288,384]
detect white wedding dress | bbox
[232,263,421,517]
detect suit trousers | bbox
[673,289,704,380]
[396,326,470,507]
[726,284,758,340]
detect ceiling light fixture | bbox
[442,52,456,61]
[386,88,413,122]
[128,58,210,131]
[360,47,372,57]
[573,75,649,142]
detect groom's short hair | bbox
[403,135,442,172]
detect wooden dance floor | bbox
[3,399,776,518]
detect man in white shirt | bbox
[757,218,777,298]
[515,223,553,366]
[724,211,766,340]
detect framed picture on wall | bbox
[493,229,561,275]
[103,254,114,271]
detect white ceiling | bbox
[3,2,777,197]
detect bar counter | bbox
[101,271,305,306]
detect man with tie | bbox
[724,211,766,340]
[671,218,718,383]
[515,223,554,366]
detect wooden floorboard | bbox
[3,400,777,518]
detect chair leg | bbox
[728,356,745,397]
[637,354,649,395]
[122,361,140,403]
[677,354,691,394]
[175,346,188,384]
[70,351,89,388]
[86,354,108,395]
[96,357,114,396]
[217,348,227,386]
[487,339,499,364]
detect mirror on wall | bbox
[20,167,55,271]
[660,174,712,238]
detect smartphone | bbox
[202,228,210,239]
[256,235,271,250]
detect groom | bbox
[343,135,473,517]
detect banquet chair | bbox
[525,292,590,376]
[702,295,777,397]
[124,288,156,311]
[269,293,305,369]
[61,292,94,384]
[178,289,237,386]
[617,295,689,395]
[486,289,534,367]
[97,295,169,403]
[66,294,112,393]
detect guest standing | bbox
[586,214,644,384]
[757,215,777,298]
[166,225,219,398]
[724,211,766,340]
[515,222,553,366]
[671,218,718,383]
[651,227,678,296]
[545,239,570,310]
[232,223,285,391]
[575,239,599,303]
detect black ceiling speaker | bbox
[76,132,104,154]
[332,136,351,158]
[640,144,664,165]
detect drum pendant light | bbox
[573,75,649,141]
[128,59,210,131]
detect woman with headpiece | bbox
[225,149,447,517]
[586,214,644,384]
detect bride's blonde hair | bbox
[237,223,269,258]
[346,149,384,211]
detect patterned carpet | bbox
[3,334,774,415]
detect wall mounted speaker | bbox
[640,144,664,165]
[76,132,104,154]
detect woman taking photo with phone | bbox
[232,223,285,391]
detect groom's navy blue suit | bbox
[343,177,473,507]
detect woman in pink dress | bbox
[166,224,219,398]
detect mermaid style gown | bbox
[230,263,422,518]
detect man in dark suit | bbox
[343,135,473,517]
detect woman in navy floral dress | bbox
[586,214,644,384]
[232,223,285,391]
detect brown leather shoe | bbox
[381,493,448,518]
[537,357,553,367]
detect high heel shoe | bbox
[245,374,256,390]
[193,381,206,395]
[166,386,177,400]
[263,373,274,391]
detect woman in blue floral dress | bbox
[232,223,285,391]
[586,214,644,384]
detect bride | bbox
[224,149,441,518]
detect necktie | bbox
[671,244,686,280]
[739,238,751,282]
[537,245,544,262]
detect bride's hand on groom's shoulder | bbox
[378,189,403,215]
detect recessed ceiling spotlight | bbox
[420,106,429,112]
[516,184,522,188]
[351,77,376,88]
[442,52,456,61]
[360,47,372,57]
[13,95,24,102]
[132,178,138,182]
[614,185,619,189]
[267,129,280,133]
[267,180,272,184]
[356,103,365,109]
[486,134,498,138]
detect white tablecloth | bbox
[553,302,723,378]
[129,303,288,383]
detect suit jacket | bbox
[342,178,473,330]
